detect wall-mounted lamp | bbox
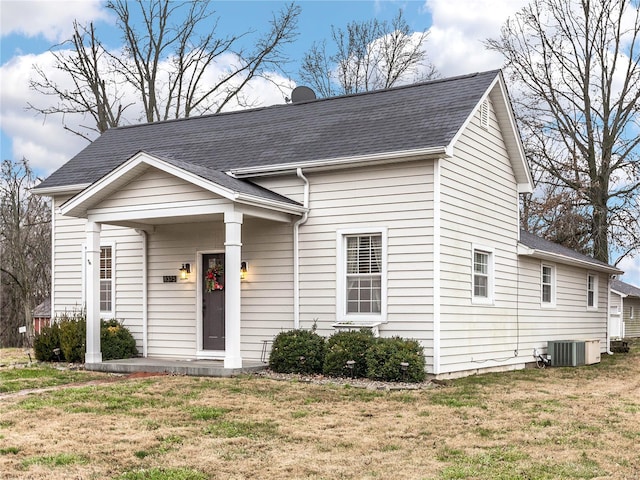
[179,263,191,280]
[240,261,248,280]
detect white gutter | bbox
[293,168,310,329]
[229,146,451,177]
[135,229,148,357]
[31,183,90,196]
[606,276,613,355]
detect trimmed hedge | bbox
[365,337,426,383]
[323,329,375,378]
[269,329,325,374]
[34,312,138,363]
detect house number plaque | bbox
[163,275,177,283]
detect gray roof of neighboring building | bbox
[519,230,620,272]
[611,278,640,297]
[32,298,51,318]
[35,70,501,191]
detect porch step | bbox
[86,357,266,378]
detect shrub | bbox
[269,329,325,374]
[58,312,86,363]
[323,329,375,378]
[365,337,426,383]
[34,323,63,362]
[33,310,138,363]
[101,319,138,360]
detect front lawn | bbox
[1,342,639,479]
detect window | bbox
[472,246,494,304]
[541,264,555,306]
[336,229,387,322]
[630,306,634,319]
[346,235,382,313]
[100,246,113,312]
[587,273,598,308]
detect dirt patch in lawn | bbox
[1,343,639,479]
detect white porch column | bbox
[224,211,243,368]
[85,221,102,363]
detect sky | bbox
[1,0,639,286]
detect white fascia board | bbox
[31,183,90,196]
[518,247,623,275]
[235,192,306,216]
[227,146,450,177]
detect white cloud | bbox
[618,256,640,288]
[0,0,111,43]
[424,0,528,76]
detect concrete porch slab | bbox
[86,357,267,378]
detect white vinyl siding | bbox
[257,161,436,366]
[438,96,521,374]
[52,196,147,352]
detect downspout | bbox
[606,275,613,355]
[433,158,441,375]
[135,229,148,357]
[293,168,310,329]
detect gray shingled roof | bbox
[519,230,619,271]
[36,70,500,191]
[611,278,640,297]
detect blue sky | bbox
[1,0,639,285]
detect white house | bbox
[33,70,623,378]
[610,278,640,338]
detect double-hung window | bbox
[100,246,114,313]
[337,229,387,322]
[472,246,494,304]
[587,273,598,309]
[541,264,556,307]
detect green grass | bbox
[115,467,207,480]
[0,365,99,393]
[203,419,279,439]
[21,453,88,469]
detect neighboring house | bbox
[33,70,623,378]
[32,298,51,334]
[610,279,640,338]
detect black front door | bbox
[202,253,225,350]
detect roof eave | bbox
[31,183,90,196]
[517,244,623,275]
[228,146,451,177]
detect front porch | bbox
[87,357,267,378]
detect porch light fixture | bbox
[179,263,191,280]
[240,261,248,280]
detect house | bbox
[32,298,51,334]
[33,70,623,378]
[610,278,640,338]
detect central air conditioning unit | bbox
[547,340,585,367]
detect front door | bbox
[202,253,225,350]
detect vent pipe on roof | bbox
[289,86,316,103]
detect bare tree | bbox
[0,159,51,347]
[29,0,300,139]
[486,0,640,264]
[299,10,437,97]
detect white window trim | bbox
[82,240,116,318]
[541,263,556,308]
[471,244,494,305]
[587,272,598,310]
[336,227,388,323]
